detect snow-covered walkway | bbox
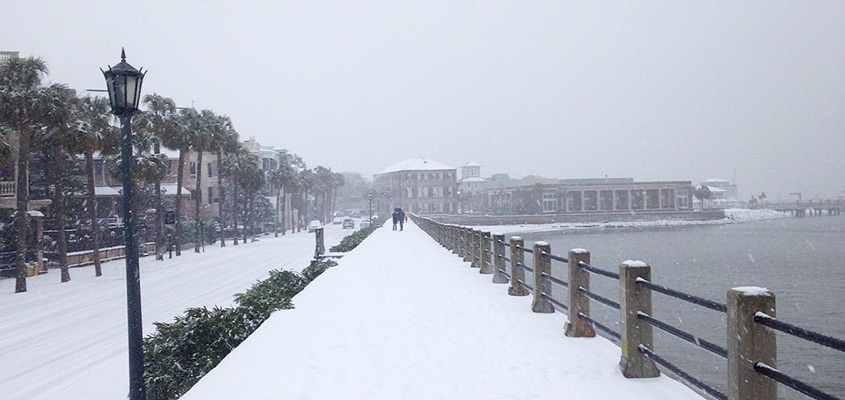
[181,220,704,400]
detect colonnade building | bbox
[484,177,695,215]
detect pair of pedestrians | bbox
[392,208,405,231]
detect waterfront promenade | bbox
[181,220,702,400]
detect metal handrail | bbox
[636,278,727,313]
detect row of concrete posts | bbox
[412,216,778,400]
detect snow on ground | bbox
[0,223,354,400]
[470,208,790,235]
[181,219,703,400]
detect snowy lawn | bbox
[0,224,353,400]
[181,219,703,400]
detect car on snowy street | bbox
[307,220,322,232]
[342,218,355,229]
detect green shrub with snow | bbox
[329,222,379,253]
[142,260,335,400]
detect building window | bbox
[584,191,598,211]
[599,190,613,211]
[542,193,558,212]
[631,190,645,209]
[189,162,197,176]
[567,191,582,212]
[646,189,660,209]
[677,189,689,209]
[207,162,213,178]
[615,190,629,210]
[208,187,214,204]
[661,189,675,209]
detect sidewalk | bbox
[182,220,703,400]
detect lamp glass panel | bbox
[125,75,137,109]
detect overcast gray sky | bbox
[4,1,843,201]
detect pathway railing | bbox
[412,215,845,400]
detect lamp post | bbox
[102,48,147,400]
[368,193,373,223]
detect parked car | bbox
[360,220,371,229]
[307,220,322,232]
[332,217,343,225]
[342,218,355,229]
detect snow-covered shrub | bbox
[329,223,378,253]
[143,260,335,400]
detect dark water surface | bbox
[514,216,844,399]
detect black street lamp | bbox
[102,48,147,400]
[368,193,373,222]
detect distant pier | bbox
[766,200,842,217]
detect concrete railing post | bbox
[492,233,508,284]
[314,227,325,259]
[532,241,554,313]
[470,230,482,268]
[462,228,472,262]
[565,249,595,337]
[508,237,529,296]
[457,228,466,259]
[479,231,493,274]
[728,287,776,400]
[618,261,659,378]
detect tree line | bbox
[0,56,344,293]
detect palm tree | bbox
[41,84,78,283]
[139,94,180,260]
[0,57,50,292]
[190,109,214,252]
[157,105,191,256]
[207,114,238,247]
[221,146,252,245]
[172,107,200,255]
[239,165,265,243]
[73,96,117,276]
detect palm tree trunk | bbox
[216,150,225,247]
[52,145,70,283]
[85,147,102,276]
[194,151,203,253]
[154,143,164,261]
[232,183,239,245]
[274,188,280,238]
[14,127,31,293]
[242,191,249,244]
[175,149,186,256]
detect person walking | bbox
[398,208,404,231]
[392,209,399,231]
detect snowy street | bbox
[181,219,703,400]
[0,225,353,400]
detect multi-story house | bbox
[458,161,485,213]
[374,157,458,215]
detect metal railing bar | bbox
[499,269,511,280]
[578,261,620,280]
[541,272,568,288]
[637,312,727,359]
[540,251,568,263]
[517,279,533,292]
[754,362,838,400]
[542,293,568,311]
[516,245,533,254]
[635,277,727,313]
[500,240,510,247]
[499,254,511,263]
[578,287,620,310]
[754,312,845,352]
[516,262,534,273]
[578,312,621,340]
[638,345,727,400]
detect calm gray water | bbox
[514,216,844,399]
